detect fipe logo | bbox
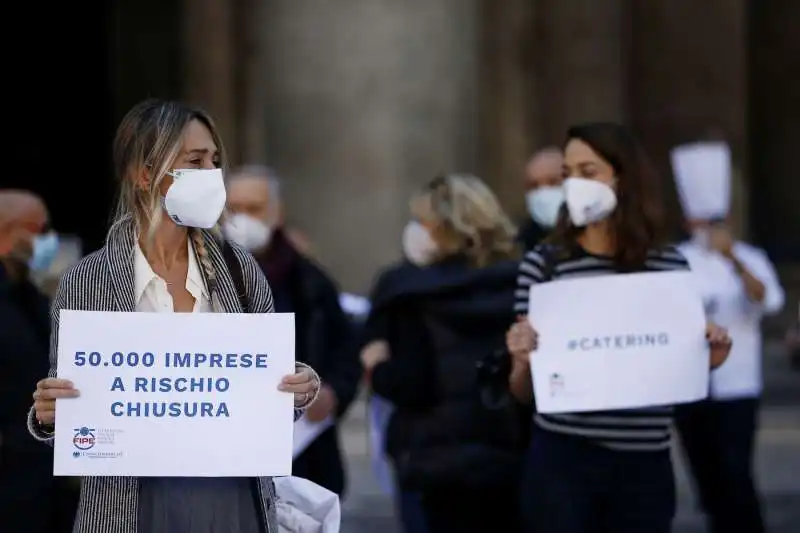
[73,427,96,451]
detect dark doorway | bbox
[3,1,183,255]
[748,0,800,261]
[3,3,114,253]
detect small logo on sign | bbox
[73,427,96,451]
[549,373,565,397]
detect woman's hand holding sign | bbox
[506,316,538,404]
[33,378,79,426]
[706,322,732,369]
[507,315,538,365]
[279,363,321,409]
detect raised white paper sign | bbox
[671,141,731,220]
[53,310,295,477]
[528,271,709,413]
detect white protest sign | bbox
[671,141,731,220]
[53,310,295,477]
[528,271,709,413]
[293,416,334,459]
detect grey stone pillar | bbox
[533,0,627,143]
[261,0,480,292]
[750,0,800,260]
[628,0,748,239]
[479,0,539,221]
[182,0,238,159]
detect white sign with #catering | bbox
[53,310,295,477]
[527,271,709,414]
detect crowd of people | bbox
[0,98,797,533]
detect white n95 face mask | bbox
[223,213,272,252]
[163,168,227,229]
[525,186,565,228]
[563,177,618,227]
[402,221,438,267]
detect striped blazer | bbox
[26,217,305,533]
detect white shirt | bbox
[134,240,211,313]
[680,240,785,400]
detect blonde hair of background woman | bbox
[110,99,227,292]
[412,173,519,267]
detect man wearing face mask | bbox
[224,166,361,497]
[518,147,565,251]
[672,142,784,533]
[0,190,71,532]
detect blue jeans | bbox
[520,428,675,533]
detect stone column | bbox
[181,0,239,161]
[233,0,269,164]
[479,0,539,220]
[533,0,627,143]
[749,0,800,260]
[628,0,748,238]
[261,0,480,292]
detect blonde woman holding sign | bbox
[27,99,320,533]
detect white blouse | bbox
[133,240,211,313]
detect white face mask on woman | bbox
[525,186,565,228]
[163,168,227,229]
[402,221,438,267]
[563,177,618,227]
[223,213,272,252]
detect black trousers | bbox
[519,428,675,533]
[0,448,67,533]
[676,398,765,533]
[422,483,522,533]
[292,426,346,496]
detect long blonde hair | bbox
[411,173,519,267]
[110,99,228,291]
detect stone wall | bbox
[173,0,797,293]
[259,0,480,291]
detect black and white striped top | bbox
[515,244,690,452]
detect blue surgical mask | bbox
[28,232,60,272]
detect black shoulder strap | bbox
[221,241,249,313]
[537,244,558,282]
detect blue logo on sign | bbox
[73,427,96,451]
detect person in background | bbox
[224,165,361,497]
[506,123,732,533]
[360,173,525,533]
[518,147,564,250]
[785,305,800,371]
[672,140,785,533]
[0,190,77,533]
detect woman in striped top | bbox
[505,123,732,533]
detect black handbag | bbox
[391,346,531,491]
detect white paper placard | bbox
[670,141,731,220]
[53,310,295,477]
[293,415,334,459]
[527,271,709,413]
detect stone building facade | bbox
[12,0,798,293]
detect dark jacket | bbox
[0,263,57,532]
[517,218,550,252]
[254,233,360,496]
[363,256,527,491]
